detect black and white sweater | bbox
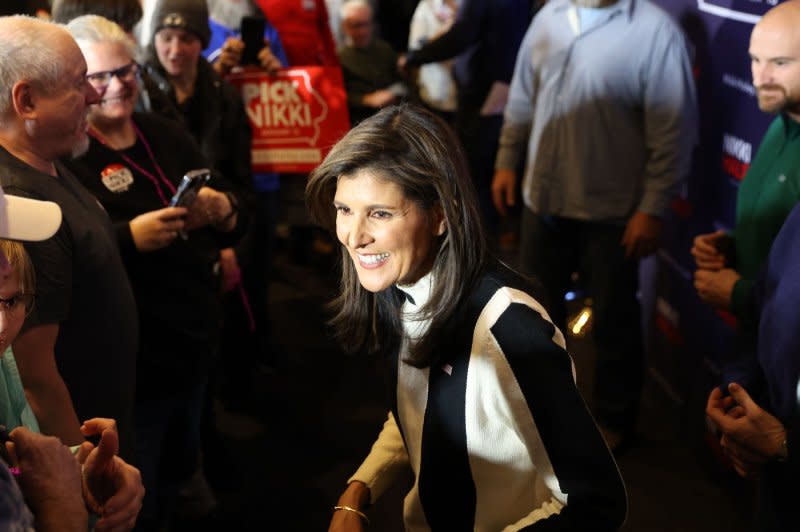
[350,263,627,531]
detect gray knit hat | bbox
[152,0,210,47]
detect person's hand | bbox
[691,229,728,270]
[6,427,88,531]
[129,207,187,252]
[257,42,283,75]
[74,418,119,465]
[213,37,244,75]
[185,187,236,231]
[81,417,117,435]
[706,384,787,477]
[362,89,397,109]
[79,425,144,532]
[491,168,517,216]
[621,211,662,259]
[694,268,740,310]
[219,248,241,293]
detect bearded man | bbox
[692,1,800,318]
[701,3,800,529]
[0,15,139,460]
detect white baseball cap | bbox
[0,184,62,242]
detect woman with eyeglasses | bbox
[63,15,246,531]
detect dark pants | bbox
[520,209,643,433]
[454,106,503,235]
[753,464,800,531]
[248,189,279,359]
[134,378,207,529]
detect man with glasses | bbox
[0,15,140,460]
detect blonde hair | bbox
[0,240,35,297]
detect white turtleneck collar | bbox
[396,269,436,341]
[397,269,435,310]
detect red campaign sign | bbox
[226,66,350,173]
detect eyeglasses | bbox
[0,293,34,314]
[86,62,140,89]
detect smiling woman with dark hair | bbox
[306,104,627,532]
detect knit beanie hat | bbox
[151,0,211,47]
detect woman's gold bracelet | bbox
[333,505,370,526]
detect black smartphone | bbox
[169,169,211,208]
[240,15,266,66]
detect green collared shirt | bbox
[732,114,800,316]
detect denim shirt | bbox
[497,0,697,221]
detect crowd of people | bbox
[0,0,796,530]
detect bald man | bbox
[702,2,800,529]
[0,15,139,459]
[692,0,800,316]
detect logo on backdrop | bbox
[696,0,775,23]
[655,296,683,345]
[721,133,751,181]
[721,74,755,97]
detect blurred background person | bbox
[401,0,535,236]
[253,0,341,267]
[204,0,286,76]
[339,0,407,125]
[202,0,289,396]
[144,0,286,488]
[492,0,697,451]
[255,0,339,67]
[407,0,460,122]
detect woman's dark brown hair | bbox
[306,104,487,367]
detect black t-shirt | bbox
[62,113,243,397]
[0,145,138,460]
